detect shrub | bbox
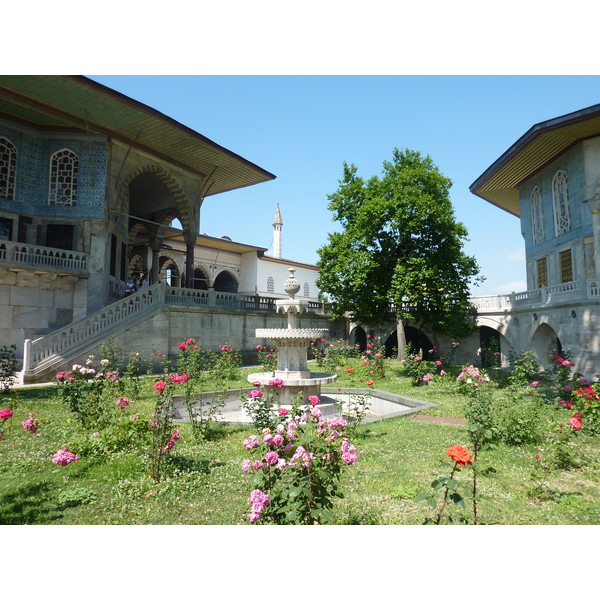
[0,345,18,393]
[494,397,544,446]
[507,350,539,386]
[241,400,360,524]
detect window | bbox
[303,282,309,297]
[0,217,12,241]
[537,258,548,288]
[531,186,544,245]
[0,137,17,201]
[46,224,74,251]
[49,149,78,206]
[552,170,570,236]
[559,249,573,283]
[267,276,274,293]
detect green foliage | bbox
[241,406,360,525]
[494,395,544,446]
[57,488,96,508]
[256,345,278,373]
[401,344,428,386]
[338,392,372,432]
[464,390,500,446]
[211,344,243,383]
[0,344,18,393]
[506,350,539,387]
[316,148,480,339]
[312,338,360,370]
[572,384,600,436]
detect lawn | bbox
[2,354,600,526]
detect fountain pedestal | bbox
[248,268,337,404]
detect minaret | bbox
[272,203,283,259]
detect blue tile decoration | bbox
[0,124,107,219]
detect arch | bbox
[213,269,239,293]
[349,326,367,351]
[530,321,562,370]
[116,164,194,233]
[158,250,184,287]
[128,253,144,276]
[193,264,210,290]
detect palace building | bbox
[0,76,333,382]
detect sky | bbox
[87,74,600,296]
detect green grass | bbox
[2,361,600,525]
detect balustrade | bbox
[0,241,88,273]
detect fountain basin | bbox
[247,371,337,403]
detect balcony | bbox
[0,241,88,274]
[471,279,598,313]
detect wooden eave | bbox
[0,75,276,197]
[470,103,600,217]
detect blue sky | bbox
[89,75,600,296]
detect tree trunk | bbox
[396,317,406,360]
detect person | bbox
[125,272,139,297]
[139,273,148,289]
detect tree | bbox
[316,148,481,359]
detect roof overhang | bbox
[162,228,268,254]
[0,75,276,197]
[470,103,600,217]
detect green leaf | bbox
[449,493,465,508]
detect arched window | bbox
[49,149,79,206]
[214,270,238,293]
[0,137,17,201]
[267,276,274,293]
[303,282,310,297]
[552,170,570,236]
[531,186,544,245]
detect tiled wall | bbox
[0,124,107,219]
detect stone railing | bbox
[0,241,88,273]
[472,279,593,312]
[23,284,165,376]
[21,283,331,381]
[164,287,277,311]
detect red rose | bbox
[0,408,13,419]
[366,380,374,386]
[570,415,583,430]
[445,445,473,466]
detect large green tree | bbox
[316,148,481,358]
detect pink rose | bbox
[308,395,320,406]
[154,380,166,392]
[278,407,288,416]
[116,397,130,409]
[265,451,279,465]
[52,448,80,466]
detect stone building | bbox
[0,76,334,382]
[469,102,600,378]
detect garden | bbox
[1,337,600,526]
